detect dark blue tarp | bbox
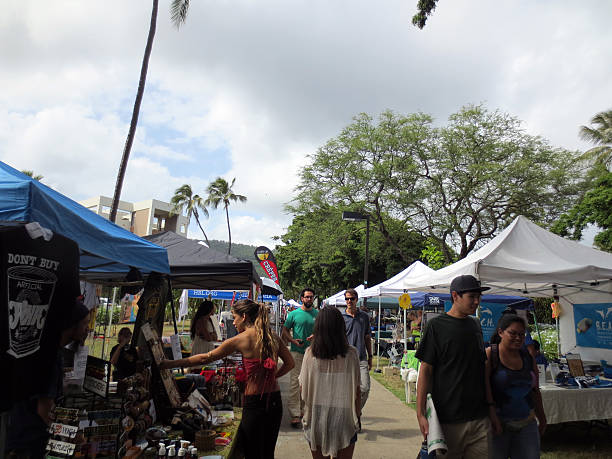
[363,292,532,310]
[0,161,169,277]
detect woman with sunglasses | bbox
[485,313,547,459]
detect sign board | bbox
[170,334,182,360]
[141,323,182,407]
[573,303,612,349]
[399,293,412,310]
[189,290,249,300]
[83,355,110,398]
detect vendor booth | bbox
[402,216,612,424]
[0,161,170,278]
[0,163,249,457]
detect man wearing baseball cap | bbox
[415,275,492,458]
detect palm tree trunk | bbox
[225,205,232,255]
[109,0,159,223]
[193,209,210,246]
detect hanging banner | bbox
[254,246,280,285]
[188,290,249,301]
[573,303,612,349]
[444,301,507,343]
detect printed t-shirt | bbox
[415,313,488,424]
[0,225,80,410]
[342,309,371,361]
[284,307,318,354]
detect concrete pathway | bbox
[275,372,423,458]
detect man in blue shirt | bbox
[342,288,372,429]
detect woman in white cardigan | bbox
[299,306,361,459]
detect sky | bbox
[1,0,611,248]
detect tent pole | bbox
[532,307,543,351]
[376,297,381,373]
[101,287,117,359]
[169,278,178,336]
[403,308,407,351]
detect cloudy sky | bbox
[2,0,611,247]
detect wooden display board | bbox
[141,323,182,407]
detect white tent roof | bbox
[362,260,434,298]
[324,284,364,306]
[402,216,612,298]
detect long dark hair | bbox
[311,306,349,360]
[190,300,215,339]
[490,313,526,345]
[232,299,278,361]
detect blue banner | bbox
[574,303,612,349]
[187,290,278,302]
[443,301,507,343]
[188,290,249,300]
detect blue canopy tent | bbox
[0,161,170,279]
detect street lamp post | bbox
[341,211,370,291]
[342,211,379,371]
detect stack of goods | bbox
[118,369,155,455]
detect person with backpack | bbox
[485,313,547,459]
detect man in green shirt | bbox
[282,287,318,427]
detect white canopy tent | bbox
[402,216,612,361]
[323,284,365,306]
[362,261,434,298]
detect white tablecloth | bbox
[540,384,612,424]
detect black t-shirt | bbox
[0,225,80,410]
[110,344,138,380]
[415,313,487,423]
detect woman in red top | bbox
[160,299,294,458]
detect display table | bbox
[540,384,612,424]
[195,407,242,459]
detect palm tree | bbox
[21,170,43,181]
[171,184,210,245]
[205,177,247,255]
[109,0,192,223]
[579,109,612,170]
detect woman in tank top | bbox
[189,300,218,372]
[160,299,294,458]
[485,313,547,459]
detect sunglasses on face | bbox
[345,297,357,302]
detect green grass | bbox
[85,322,182,359]
[370,357,416,410]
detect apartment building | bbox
[80,196,189,237]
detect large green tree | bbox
[205,177,247,255]
[171,184,209,244]
[579,108,612,170]
[275,205,427,299]
[110,0,192,223]
[552,165,612,252]
[292,105,581,263]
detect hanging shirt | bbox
[0,224,80,410]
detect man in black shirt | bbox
[415,275,492,458]
[110,327,139,380]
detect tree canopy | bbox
[290,105,582,264]
[552,165,612,253]
[579,108,612,171]
[275,205,427,299]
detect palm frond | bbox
[170,0,190,28]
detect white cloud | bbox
[2,0,612,247]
